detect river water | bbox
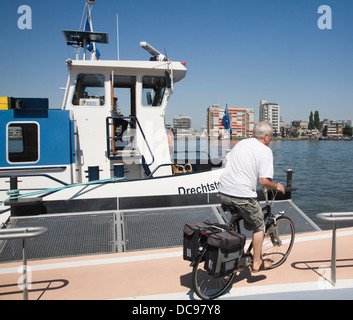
[270,140,353,229]
[175,138,353,229]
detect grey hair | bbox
[253,122,273,139]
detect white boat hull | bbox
[0,168,224,224]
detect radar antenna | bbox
[140,42,168,62]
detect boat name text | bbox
[178,181,219,195]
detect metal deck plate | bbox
[220,200,320,239]
[120,205,222,252]
[0,200,320,263]
[0,212,115,263]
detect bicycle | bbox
[191,188,295,300]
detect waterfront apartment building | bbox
[173,115,192,136]
[207,105,255,138]
[259,100,280,134]
[322,119,344,137]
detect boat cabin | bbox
[63,56,187,182]
[0,46,187,194]
[0,1,221,224]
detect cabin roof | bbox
[67,59,187,83]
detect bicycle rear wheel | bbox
[263,216,295,269]
[192,247,236,300]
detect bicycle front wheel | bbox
[192,247,236,300]
[263,216,295,269]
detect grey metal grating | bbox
[0,212,115,263]
[121,206,222,251]
[219,200,320,237]
[0,201,320,262]
[272,201,321,233]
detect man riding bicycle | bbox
[218,122,285,272]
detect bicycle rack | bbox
[0,227,49,300]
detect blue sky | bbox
[1,0,353,129]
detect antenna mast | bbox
[85,0,96,59]
[117,14,120,60]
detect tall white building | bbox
[259,100,280,134]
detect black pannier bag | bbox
[183,221,214,261]
[205,230,246,278]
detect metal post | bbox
[0,227,48,300]
[285,169,293,199]
[331,221,336,286]
[83,38,87,60]
[196,137,200,168]
[22,238,28,300]
[316,212,353,287]
[117,13,120,60]
[10,176,18,191]
[286,169,293,188]
[113,164,125,179]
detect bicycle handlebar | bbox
[263,187,297,205]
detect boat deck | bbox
[1,201,353,300]
[1,227,353,300]
[0,200,318,262]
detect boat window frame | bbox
[6,121,40,164]
[112,74,137,116]
[71,73,106,107]
[141,75,167,108]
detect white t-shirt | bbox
[218,138,274,198]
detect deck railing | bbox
[316,212,353,286]
[0,227,48,300]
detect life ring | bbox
[172,164,193,175]
[184,163,193,173]
[172,164,185,175]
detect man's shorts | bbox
[218,193,265,233]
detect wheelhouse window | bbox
[7,123,39,163]
[142,76,166,107]
[72,74,105,106]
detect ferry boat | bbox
[0,1,226,226]
[2,2,353,301]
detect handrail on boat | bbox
[0,227,49,300]
[134,117,155,166]
[106,116,155,166]
[316,212,353,286]
[146,162,194,179]
[1,177,125,207]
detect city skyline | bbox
[170,102,352,132]
[0,1,352,129]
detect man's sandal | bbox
[251,260,272,273]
